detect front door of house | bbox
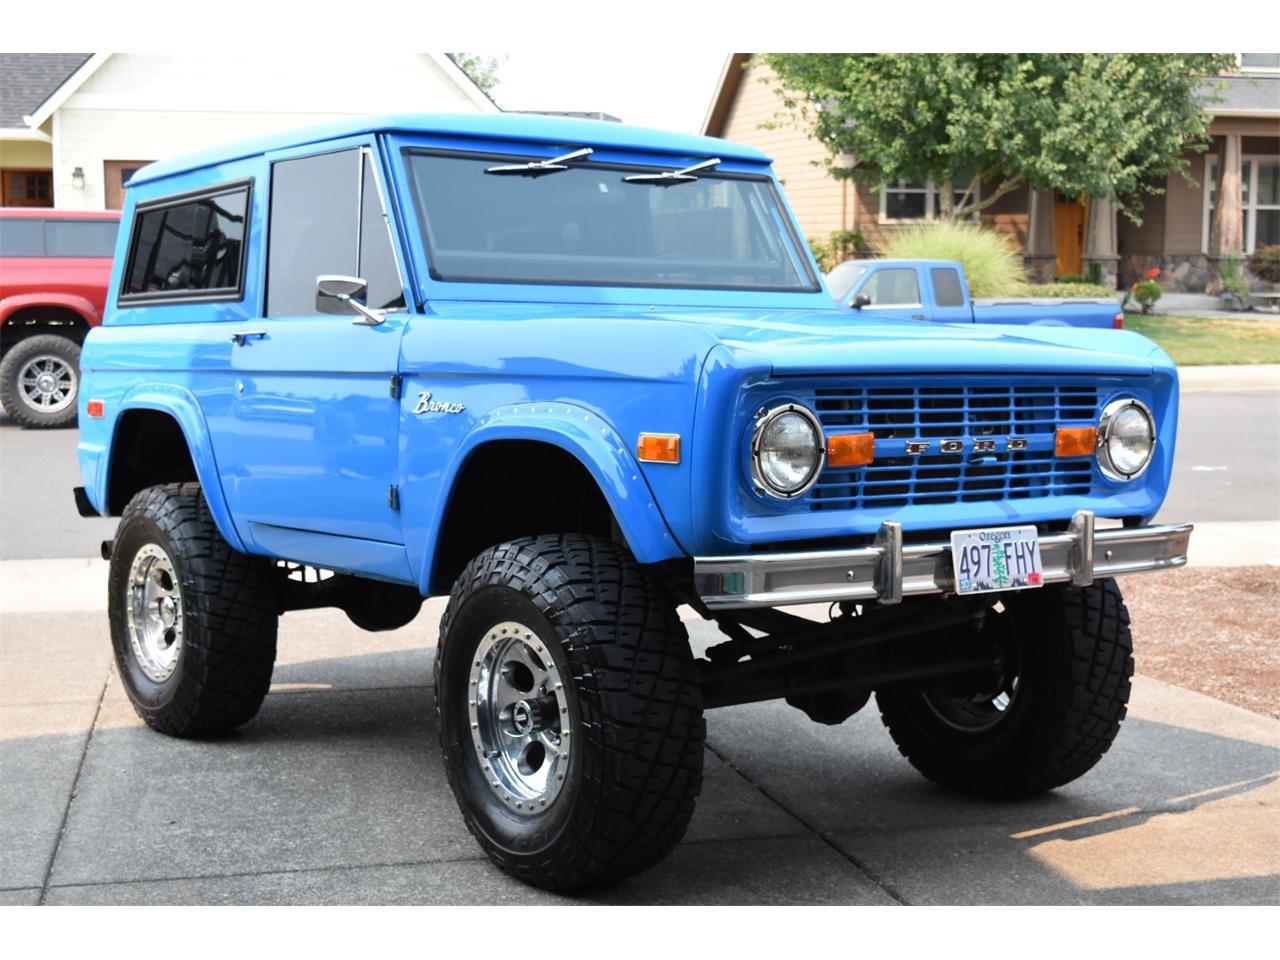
[104,160,152,210]
[1054,195,1085,278]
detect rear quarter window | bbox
[45,220,120,258]
[121,181,251,303]
[0,218,45,257]
[930,267,966,307]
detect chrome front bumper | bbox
[694,511,1193,610]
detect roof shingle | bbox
[0,52,91,129]
[1200,74,1280,115]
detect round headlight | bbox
[1097,398,1156,481]
[751,404,824,498]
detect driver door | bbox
[211,144,411,573]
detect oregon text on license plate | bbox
[950,525,1043,595]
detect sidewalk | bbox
[1156,292,1280,320]
[1178,364,1280,392]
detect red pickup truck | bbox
[0,208,120,428]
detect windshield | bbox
[405,151,818,292]
[825,260,870,303]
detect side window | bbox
[359,152,405,311]
[0,218,45,256]
[267,149,404,317]
[45,220,120,258]
[861,268,920,306]
[930,267,965,307]
[122,185,249,299]
[267,150,359,316]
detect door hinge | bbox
[389,374,403,399]
[388,484,400,511]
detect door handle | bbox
[230,330,267,346]
[911,314,926,321]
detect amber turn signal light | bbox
[637,433,681,463]
[86,399,105,418]
[1055,426,1097,457]
[827,432,875,467]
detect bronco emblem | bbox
[413,391,465,415]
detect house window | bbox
[1239,53,1280,73]
[1203,155,1280,253]
[879,176,980,223]
[2,169,53,207]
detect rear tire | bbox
[876,580,1133,797]
[108,483,279,736]
[435,535,704,891]
[0,334,81,429]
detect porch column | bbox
[1024,189,1057,283]
[1082,195,1119,289]
[1209,133,1244,258]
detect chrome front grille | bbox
[803,380,1101,511]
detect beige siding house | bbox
[703,54,1280,291]
[1,52,496,211]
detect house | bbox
[0,52,496,212]
[702,54,1280,291]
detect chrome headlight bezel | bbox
[1096,397,1156,481]
[750,402,825,499]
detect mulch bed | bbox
[1120,565,1280,720]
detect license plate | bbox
[950,525,1044,595]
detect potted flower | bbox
[1131,268,1162,315]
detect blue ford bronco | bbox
[75,114,1192,891]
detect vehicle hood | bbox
[690,308,1160,376]
[424,301,1166,379]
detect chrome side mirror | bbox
[850,293,871,310]
[316,275,384,325]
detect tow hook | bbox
[100,539,114,561]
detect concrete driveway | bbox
[3,585,1277,906]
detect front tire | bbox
[0,334,81,429]
[109,483,279,736]
[876,579,1133,798]
[435,535,704,891]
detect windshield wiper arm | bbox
[622,157,721,187]
[484,147,593,177]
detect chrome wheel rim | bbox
[468,621,571,815]
[18,354,77,413]
[922,675,1019,733]
[125,544,184,683]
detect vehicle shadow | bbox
[5,644,1278,905]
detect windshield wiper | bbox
[622,157,721,187]
[484,147,593,177]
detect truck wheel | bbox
[435,535,704,891]
[108,483,279,737]
[876,579,1133,798]
[0,334,81,429]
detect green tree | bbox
[448,53,504,98]
[760,53,1235,222]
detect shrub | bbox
[808,230,867,273]
[881,222,1026,298]
[1217,254,1251,308]
[1247,245,1280,284]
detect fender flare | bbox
[107,384,245,552]
[419,402,685,595]
[0,292,99,329]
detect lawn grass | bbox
[1123,314,1280,365]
